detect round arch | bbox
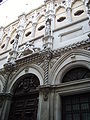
[8,73,40,120]
[50,50,90,84]
[8,64,44,93]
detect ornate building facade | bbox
[0,0,90,120]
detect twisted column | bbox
[43,50,52,85]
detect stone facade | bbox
[0,0,90,120]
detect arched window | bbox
[62,67,90,83]
[8,73,40,120]
[62,67,90,120]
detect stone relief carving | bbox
[17,41,40,58]
[50,57,59,69]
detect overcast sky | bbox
[0,0,44,27]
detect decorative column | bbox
[0,61,15,120]
[66,0,72,22]
[31,11,37,37]
[17,13,26,45]
[37,49,52,120]
[66,7,72,22]
[86,0,90,25]
[45,0,55,31]
[7,34,19,64]
[5,25,12,50]
[0,26,4,44]
[43,50,52,85]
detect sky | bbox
[0,0,44,27]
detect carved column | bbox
[5,26,12,50]
[0,26,4,44]
[45,0,55,31]
[31,11,37,37]
[86,0,90,25]
[31,23,37,37]
[66,0,72,22]
[7,34,19,64]
[43,50,52,85]
[66,7,72,22]
[17,14,26,45]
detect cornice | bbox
[52,38,90,57]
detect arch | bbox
[8,73,40,120]
[62,67,90,83]
[71,0,84,8]
[50,49,90,85]
[10,28,16,38]
[55,5,66,14]
[26,21,32,29]
[8,64,44,93]
[37,14,45,23]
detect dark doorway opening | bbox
[8,73,40,120]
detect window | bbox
[62,67,90,83]
[38,25,45,31]
[62,93,90,120]
[57,17,66,22]
[74,10,84,16]
[10,39,14,44]
[1,44,5,49]
[25,31,31,37]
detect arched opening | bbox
[8,73,40,120]
[61,67,90,120]
[62,67,90,83]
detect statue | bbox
[12,34,19,51]
[45,18,51,36]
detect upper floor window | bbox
[25,31,31,37]
[1,44,5,49]
[57,17,66,22]
[74,10,84,16]
[38,25,45,31]
[10,39,14,44]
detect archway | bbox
[61,67,90,120]
[8,73,40,120]
[62,67,90,83]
